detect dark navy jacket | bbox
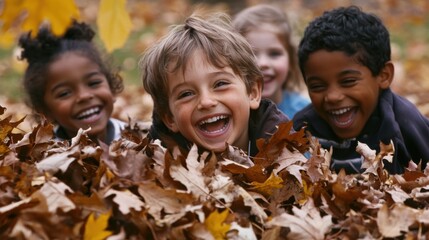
[149,99,289,157]
[293,88,429,174]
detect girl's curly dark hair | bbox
[19,20,123,113]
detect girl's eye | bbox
[89,79,102,87]
[268,50,284,58]
[56,90,71,98]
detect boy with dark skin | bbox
[293,6,429,174]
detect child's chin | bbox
[203,144,227,153]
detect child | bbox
[232,4,310,118]
[19,20,126,145]
[292,6,429,174]
[140,13,289,157]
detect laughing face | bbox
[244,27,289,104]
[303,50,392,139]
[163,49,262,152]
[43,52,115,141]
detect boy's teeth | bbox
[331,108,351,115]
[199,115,227,125]
[77,107,100,118]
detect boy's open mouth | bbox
[198,115,230,134]
[329,107,356,128]
[76,106,101,120]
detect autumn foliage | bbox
[1,105,429,239]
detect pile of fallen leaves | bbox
[1,105,429,239]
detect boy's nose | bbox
[324,88,344,103]
[197,92,217,109]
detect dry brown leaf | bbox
[377,204,417,238]
[266,199,332,239]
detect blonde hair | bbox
[232,4,303,91]
[140,12,262,120]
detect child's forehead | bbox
[168,49,229,74]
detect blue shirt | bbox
[277,90,310,119]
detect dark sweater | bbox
[149,99,289,157]
[293,88,429,174]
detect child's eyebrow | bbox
[306,69,362,82]
[338,69,361,76]
[207,71,235,79]
[84,71,104,79]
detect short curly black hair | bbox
[18,20,123,113]
[298,5,391,79]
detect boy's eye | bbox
[307,82,326,92]
[341,78,358,87]
[177,90,193,99]
[214,80,230,88]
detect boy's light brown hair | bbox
[232,4,303,92]
[139,12,263,121]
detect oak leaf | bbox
[204,209,231,240]
[84,211,113,240]
[249,172,283,196]
[169,145,210,199]
[377,204,417,238]
[266,199,332,239]
[104,189,144,215]
[34,180,75,213]
[138,181,194,224]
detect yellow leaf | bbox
[298,178,312,204]
[21,0,79,36]
[0,144,9,155]
[0,0,26,32]
[84,212,113,240]
[249,172,283,196]
[0,30,16,49]
[205,209,231,240]
[97,0,132,52]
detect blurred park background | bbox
[1,0,429,131]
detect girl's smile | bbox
[43,52,115,141]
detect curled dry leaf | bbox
[0,108,428,239]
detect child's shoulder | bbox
[381,89,429,124]
[252,99,290,135]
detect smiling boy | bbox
[140,13,289,156]
[293,6,429,174]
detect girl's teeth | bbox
[77,107,100,118]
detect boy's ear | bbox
[378,61,394,89]
[162,113,179,133]
[249,80,263,110]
